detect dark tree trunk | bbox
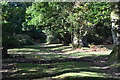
[63,32,71,46]
[2,47,10,58]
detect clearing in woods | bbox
[2,43,120,80]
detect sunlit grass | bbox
[13,61,105,79]
[67,51,110,58]
[8,43,111,61]
[4,44,116,79]
[52,71,105,79]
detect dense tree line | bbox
[1,1,120,61]
[25,2,112,47]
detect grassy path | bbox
[2,43,120,80]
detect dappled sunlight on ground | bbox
[2,43,120,80]
[52,71,105,79]
[8,43,112,60]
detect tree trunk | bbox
[63,32,71,46]
[2,47,10,58]
[72,26,89,49]
[110,2,120,62]
[72,29,80,48]
[111,23,118,45]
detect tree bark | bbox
[63,32,71,46]
[2,47,10,58]
[110,2,120,61]
[72,28,80,48]
[72,26,89,49]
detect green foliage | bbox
[2,2,112,47]
[45,30,60,44]
[14,34,34,46]
[2,34,34,48]
[86,22,112,45]
[25,2,74,44]
[2,2,30,34]
[25,29,47,43]
[2,35,20,48]
[84,2,111,24]
[1,2,33,48]
[25,2,112,45]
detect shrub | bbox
[46,33,60,44]
[2,35,20,48]
[2,34,34,48]
[25,30,47,43]
[14,34,34,46]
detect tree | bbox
[1,2,32,58]
[26,2,74,45]
[67,2,111,48]
[26,2,112,48]
[109,2,120,62]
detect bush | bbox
[46,33,60,44]
[14,34,34,46]
[86,22,112,45]
[25,30,47,43]
[2,35,20,48]
[2,34,34,48]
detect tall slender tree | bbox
[110,2,120,62]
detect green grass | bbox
[68,51,110,58]
[7,61,105,79]
[3,43,119,80]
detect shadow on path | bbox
[2,43,119,80]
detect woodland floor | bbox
[2,43,120,80]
